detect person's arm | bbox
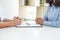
[44,20,60,27]
[0,21,16,28]
[44,9,60,27]
[0,18,22,28]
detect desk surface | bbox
[16,21,41,28]
[0,26,60,40]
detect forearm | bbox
[0,18,22,28]
[44,21,60,27]
[0,21,16,28]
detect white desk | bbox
[0,26,60,40]
[0,27,41,40]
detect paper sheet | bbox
[16,21,41,27]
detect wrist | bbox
[9,21,16,26]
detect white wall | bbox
[0,0,19,19]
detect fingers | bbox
[35,18,39,24]
[14,16,21,19]
[14,17,22,25]
[35,17,43,24]
[13,16,22,20]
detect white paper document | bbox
[16,21,41,28]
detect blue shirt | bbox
[44,5,60,27]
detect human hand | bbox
[13,17,21,20]
[35,18,44,25]
[13,17,22,25]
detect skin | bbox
[35,18,44,25]
[0,17,22,28]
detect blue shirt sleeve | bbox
[44,8,60,27]
[44,20,60,27]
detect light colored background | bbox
[0,0,19,19]
[0,0,47,19]
[0,0,60,40]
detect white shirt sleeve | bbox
[0,7,5,21]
